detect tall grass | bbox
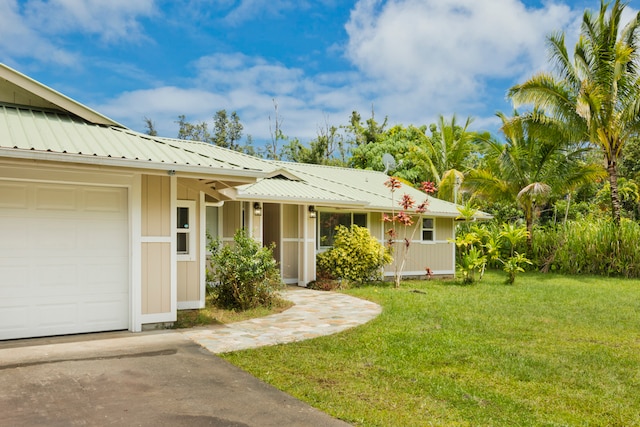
[532,219,640,277]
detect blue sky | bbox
[1,0,635,147]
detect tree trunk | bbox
[608,160,622,225]
[564,193,571,224]
[525,213,533,257]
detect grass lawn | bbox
[221,271,640,426]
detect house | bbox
[0,63,487,341]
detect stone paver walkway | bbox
[182,288,382,354]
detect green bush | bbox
[316,225,392,285]
[208,229,283,310]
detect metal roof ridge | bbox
[279,162,401,201]
[239,176,363,203]
[111,128,270,173]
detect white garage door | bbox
[0,181,129,340]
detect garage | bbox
[0,180,129,340]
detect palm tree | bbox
[465,111,603,253]
[509,0,640,224]
[408,115,481,202]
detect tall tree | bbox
[175,111,247,153]
[266,99,284,160]
[213,110,243,150]
[281,118,349,166]
[176,115,211,142]
[412,115,483,202]
[345,108,387,147]
[465,111,603,252]
[143,117,158,136]
[349,124,429,184]
[509,0,640,224]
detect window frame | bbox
[176,200,196,261]
[318,211,368,249]
[421,217,435,242]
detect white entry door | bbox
[0,181,129,340]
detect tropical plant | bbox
[457,246,487,285]
[502,252,533,285]
[384,177,436,288]
[509,0,640,224]
[316,225,391,285]
[465,111,602,253]
[419,115,482,202]
[208,230,283,310]
[453,223,531,284]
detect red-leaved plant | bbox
[384,177,437,288]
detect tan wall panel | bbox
[436,218,454,240]
[282,241,299,280]
[282,204,299,238]
[177,181,199,201]
[306,241,316,281]
[141,175,170,237]
[141,242,171,314]
[176,181,201,303]
[385,242,454,273]
[223,201,242,238]
[177,261,200,302]
[369,213,384,240]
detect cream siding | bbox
[142,175,170,237]
[281,204,299,282]
[176,181,202,308]
[223,201,242,240]
[140,175,172,316]
[382,217,456,276]
[141,242,171,314]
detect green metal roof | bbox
[0,104,269,179]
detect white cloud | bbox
[344,0,579,125]
[24,0,156,42]
[97,53,362,141]
[0,0,77,66]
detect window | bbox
[319,212,367,247]
[422,217,435,241]
[177,201,196,261]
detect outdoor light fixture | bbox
[253,202,262,216]
[167,169,176,176]
[308,205,317,218]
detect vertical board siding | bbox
[141,175,172,315]
[141,175,170,237]
[223,201,242,239]
[141,242,171,314]
[176,181,201,304]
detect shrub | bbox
[316,225,392,286]
[208,229,283,310]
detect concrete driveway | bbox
[0,331,350,427]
